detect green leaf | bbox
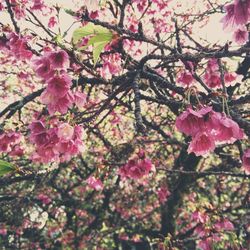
[64,8,76,16]
[72,23,111,44]
[0,160,16,177]
[93,41,109,66]
[72,23,96,43]
[87,32,113,45]
[72,23,113,64]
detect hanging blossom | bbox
[119,150,154,180]
[175,106,244,156]
[29,119,84,163]
[33,50,85,114]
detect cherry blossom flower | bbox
[37,194,52,205]
[175,106,212,136]
[214,219,234,231]
[31,0,45,11]
[41,89,74,115]
[74,91,87,109]
[57,123,74,141]
[222,0,250,30]
[234,0,250,26]
[157,186,171,204]
[48,17,57,28]
[187,132,216,156]
[214,114,244,144]
[242,149,250,174]
[33,56,54,80]
[177,71,194,87]
[0,227,7,236]
[233,26,248,45]
[0,131,21,152]
[86,176,104,191]
[48,50,70,69]
[46,73,72,97]
[7,32,32,60]
[119,157,153,179]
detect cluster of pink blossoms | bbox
[33,50,86,114]
[222,0,250,44]
[86,176,104,191]
[29,119,84,163]
[176,106,244,156]
[204,59,237,89]
[2,32,33,61]
[119,151,154,179]
[0,131,23,157]
[177,59,237,89]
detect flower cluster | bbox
[33,50,86,114]
[5,32,33,61]
[222,0,250,44]
[204,59,237,89]
[176,106,244,156]
[86,176,104,191]
[0,130,23,156]
[157,186,171,204]
[29,119,84,163]
[119,151,153,179]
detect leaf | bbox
[0,160,16,177]
[72,23,96,43]
[72,23,111,44]
[72,23,113,64]
[87,32,113,45]
[93,41,109,66]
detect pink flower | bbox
[46,73,72,97]
[37,194,52,205]
[0,131,21,152]
[48,50,70,69]
[86,176,103,191]
[57,123,74,141]
[214,114,244,144]
[177,71,194,87]
[222,4,236,30]
[204,72,221,88]
[175,106,212,136]
[222,1,250,30]
[234,0,250,26]
[157,186,170,204]
[192,211,208,224]
[7,32,32,60]
[214,219,234,231]
[224,72,237,85]
[31,0,45,11]
[233,26,248,45]
[74,91,87,109]
[0,228,7,236]
[33,56,54,80]
[242,149,250,174]
[188,132,216,156]
[48,16,57,28]
[41,90,74,115]
[197,239,212,250]
[119,157,153,179]
[9,145,24,157]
